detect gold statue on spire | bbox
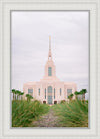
[48,35,52,60]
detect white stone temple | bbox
[23,37,77,104]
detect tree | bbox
[80,89,87,102]
[74,91,80,99]
[26,94,33,102]
[14,90,18,100]
[29,95,33,101]
[16,90,21,100]
[20,92,24,100]
[12,89,16,100]
[68,94,74,101]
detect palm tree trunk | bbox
[27,97,28,102]
[17,95,18,100]
[13,93,14,100]
[15,94,16,100]
[76,95,78,100]
[84,93,85,103]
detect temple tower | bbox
[41,36,59,81]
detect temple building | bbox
[23,37,77,104]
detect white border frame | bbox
[0,0,99,138]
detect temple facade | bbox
[23,37,77,104]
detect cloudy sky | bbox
[11,11,89,99]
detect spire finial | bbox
[48,35,52,60]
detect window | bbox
[28,89,33,96]
[54,88,55,99]
[48,67,52,76]
[38,88,40,96]
[67,89,72,93]
[28,89,33,93]
[60,88,61,96]
[67,89,72,98]
[45,88,46,99]
[48,86,52,93]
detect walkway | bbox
[33,108,60,127]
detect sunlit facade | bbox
[23,37,77,104]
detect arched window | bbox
[48,86,52,93]
[48,67,52,76]
[60,88,61,96]
[38,88,40,96]
[54,88,55,99]
[45,88,46,99]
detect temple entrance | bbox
[48,86,52,104]
[48,96,52,104]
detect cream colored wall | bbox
[23,81,77,104]
[23,82,36,100]
[64,82,77,101]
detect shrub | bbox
[33,99,41,104]
[60,100,66,104]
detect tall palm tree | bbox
[14,90,17,100]
[16,90,20,100]
[20,92,24,100]
[80,89,87,102]
[12,89,15,100]
[74,91,80,99]
[18,91,22,100]
[29,95,33,101]
[68,94,74,101]
[26,94,33,102]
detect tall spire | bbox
[48,35,52,60]
[49,36,51,50]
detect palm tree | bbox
[29,95,33,101]
[20,92,24,100]
[12,89,16,100]
[18,91,22,100]
[74,91,80,99]
[26,94,33,102]
[68,94,74,101]
[80,89,87,102]
[14,90,18,100]
[26,94,29,102]
[16,90,21,100]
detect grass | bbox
[12,99,88,127]
[52,100,88,127]
[12,100,50,127]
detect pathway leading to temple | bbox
[33,108,60,127]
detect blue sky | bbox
[11,11,89,99]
